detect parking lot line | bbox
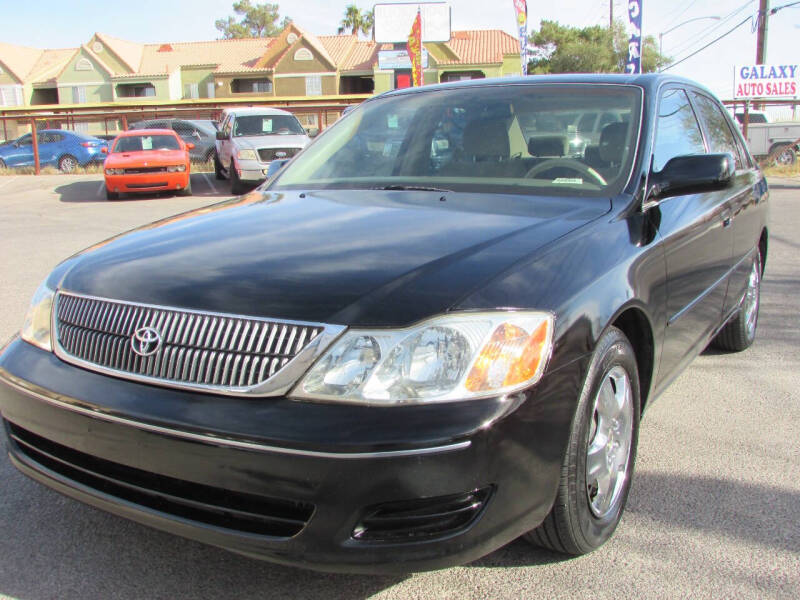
[201,172,218,194]
[96,182,104,198]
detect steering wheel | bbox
[524,158,607,186]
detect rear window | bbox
[113,135,181,152]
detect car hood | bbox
[234,134,308,151]
[59,190,609,326]
[105,149,187,167]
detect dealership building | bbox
[0,23,520,109]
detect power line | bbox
[663,0,699,31]
[661,15,753,71]
[665,0,754,59]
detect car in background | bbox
[732,111,800,166]
[214,107,310,194]
[0,130,107,172]
[130,119,218,163]
[102,129,193,200]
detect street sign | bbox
[374,2,451,43]
[734,64,799,99]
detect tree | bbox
[337,4,374,37]
[529,20,669,74]
[215,1,290,39]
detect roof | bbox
[221,106,294,117]
[0,41,46,81]
[140,37,275,75]
[29,48,75,83]
[95,33,144,72]
[434,30,519,66]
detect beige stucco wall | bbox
[274,74,336,97]
[274,39,335,75]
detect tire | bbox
[177,177,193,196]
[230,165,247,195]
[712,249,761,352]
[525,326,640,555]
[771,144,796,166]
[213,151,225,180]
[58,154,78,173]
[105,187,119,201]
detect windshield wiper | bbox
[371,185,453,192]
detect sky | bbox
[1,0,797,100]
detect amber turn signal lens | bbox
[464,319,551,393]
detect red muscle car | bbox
[103,129,193,200]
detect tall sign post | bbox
[625,0,642,74]
[407,9,423,86]
[513,0,528,76]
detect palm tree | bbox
[338,4,374,37]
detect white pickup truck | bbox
[734,111,800,165]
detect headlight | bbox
[291,311,553,405]
[237,149,258,161]
[105,168,124,175]
[20,281,55,352]
[166,165,186,172]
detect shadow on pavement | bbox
[55,174,230,203]
[626,472,800,554]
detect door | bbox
[37,132,61,166]
[4,134,34,167]
[690,91,762,317]
[218,116,234,168]
[654,88,735,386]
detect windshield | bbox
[233,115,305,137]
[271,84,642,197]
[113,134,181,152]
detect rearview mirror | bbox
[266,158,290,179]
[647,153,735,202]
[216,131,227,141]
[101,147,108,154]
[307,127,319,138]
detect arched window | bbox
[75,58,93,72]
[294,48,313,61]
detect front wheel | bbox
[58,154,78,173]
[772,144,797,166]
[213,151,225,180]
[230,165,247,195]
[176,178,193,196]
[525,326,640,555]
[105,187,119,201]
[712,249,761,351]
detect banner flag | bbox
[407,10,423,87]
[625,0,642,74]
[513,0,528,75]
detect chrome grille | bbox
[258,147,299,162]
[54,292,328,393]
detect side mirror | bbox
[216,131,227,141]
[306,127,319,138]
[192,130,201,139]
[186,142,195,150]
[101,147,108,154]
[647,153,735,202]
[266,158,290,179]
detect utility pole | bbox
[755,0,769,109]
[756,0,769,64]
[609,0,614,28]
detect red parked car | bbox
[103,129,193,200]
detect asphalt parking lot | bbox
[0,174,798,599]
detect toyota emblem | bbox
[131,326,162,357]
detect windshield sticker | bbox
[141,137,153,150]
[552,177,583,184]
[387,114,399,129]
[262,118,273,133]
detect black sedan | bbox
[0,74,768,573]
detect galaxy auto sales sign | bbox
[734,64,799,99]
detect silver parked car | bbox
[214,107,310,194]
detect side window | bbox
[652,88,705,172]
[223,117,233,137]
[18,134,32,146]
[691,93,743,169]
[172,121,192,137]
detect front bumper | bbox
[236,159,269,181]
[105,172,190,193]
[0,338,581,573]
